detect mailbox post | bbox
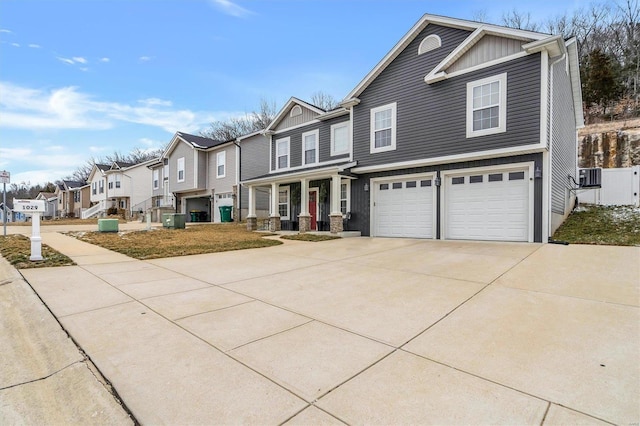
[14,199,45,261]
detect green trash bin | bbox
[219,206,233,222]
[190,211,198,222]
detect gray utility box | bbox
[98,218,119,232]
[162,213,186,229]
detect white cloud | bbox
[100,57,110,62]
[11,43,20,47]
[0,29,11,34]
[139,56,152,62]
[0,81,224,134]
[89,146,106,153]
[210,0,253,18]
[28,44,41,48]
[72,56,87,64]
[45,145,64,152]
[79,67,89,72]
[57,57,75,65]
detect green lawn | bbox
[552,205,640,246]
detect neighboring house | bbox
[160,132,239,223]
[36,192,58,219]
[242,14,583,242]
[241,97,355,232]
[237,131,271,221]
[84,160,155,219]
[55,180,88,218]
[0,202,24,223]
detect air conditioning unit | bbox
[579,168,602,188]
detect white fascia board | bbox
[266,97,325,132]
[236,129,264,141]
[351,143,547,174]
[241,164,351,186]
[523,35,564,57]
[317,108,349,121]
[161,132,184,159]
[424,27,486,83]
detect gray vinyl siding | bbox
[447,35,526,73]
[270,117,350,171]
[348,154,544,242]
[150,164,163,197]
[170,142,197,192]
[550,56,577,215]
[275,105,319,131]
[352,23,541,168]
[240,133,270,181]
[208,145,236,194]
[197,151,207,189]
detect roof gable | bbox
[266,97,325,132]
[343,14,552,102]
[162,132,225,158]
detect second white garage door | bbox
[374,177,434,238]
[444,168,530,241]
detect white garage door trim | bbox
[441,162,535,242]
[370,172,436,238]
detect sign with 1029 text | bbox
[14,199,46,213]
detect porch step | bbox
[338,231,361,238]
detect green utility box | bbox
[98,218,119,233]
[219,206,233,223]
[162,213,186,229]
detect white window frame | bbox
[331,122,350,156]
[370,102,397,154]
[153,170,159,190]
[99,180,104,194]
[340,179,351,217]
[115,174,121,189]
[278,185,290,220]
[275,137,290,170]
[177,157,185,183]
[216,151,226,178]
[92,182,97,195]
[466,73,507,138]
[107,175,114,189]
[302,129,319,166]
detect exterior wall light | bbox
[364,183,369,192]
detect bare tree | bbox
[501,9,540,31]
[310,91,339,110]
[202,97,277,141]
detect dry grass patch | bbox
[280,234,341,242]
[0,234,75,269]
[68,223,282,259]
[8,217,126,226]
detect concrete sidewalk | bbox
[6,231,640,425]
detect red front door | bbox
[309,191,317,230]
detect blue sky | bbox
[0,0,585,186]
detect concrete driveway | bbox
[16,233,640,425]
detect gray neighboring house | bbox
[36,192,58,219]
[158,131,240,223]
[242,14,583,242]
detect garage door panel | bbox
[446,169,529,242]
[375,178,433,238]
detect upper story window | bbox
[331,122,349,156]
[466,73,507,138]
[278,186,290,220]
[153,170,159,190]
[177,157,185,182]
[370,102,397,153]
[276,137,290,170]
[73,190,80,203]
[115,174,121,188]
[92,182,97,195]
[108,175,114,189]
[99,180,104,194]
[216,151,226,178]
[302,130,318,165]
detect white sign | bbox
[0,170,9,184]
[14,199,46,213]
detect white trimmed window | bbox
[153,170,159,189]
[370,102,397,153]
[278,186,290,220]
[276,137,290,170]
[302,129,318,165]
[331,122,349,156]
[418,34,441,55]
[115,174,121,188]
[290,105,302,117]
[340,180,351,216]
[216,151,226,178]
[92,182,97,195]
[466,73,507,138]
[177,157,185,182]
[108,175,114,189]
[99,180,104,194]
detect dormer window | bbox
[290,105,302,117]
[418,34,441,55]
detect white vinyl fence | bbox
[578,166,640,207]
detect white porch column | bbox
[299,178,308,215]
[330,174,341,215]
[270,182,279,217]
[248,185,256,217]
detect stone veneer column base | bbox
[246,216,257,231]
[269,215,281,232]
[298,214,311,233]
[329,214,343,234]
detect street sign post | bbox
[14,199,45,261]
[1,171,9,237]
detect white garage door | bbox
[375,177,434,238]
[445,169,529,241]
